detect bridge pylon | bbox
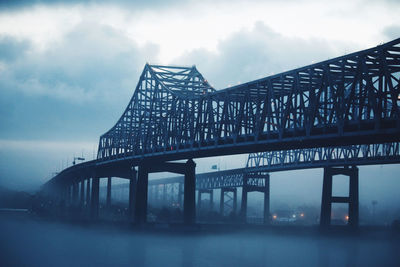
[133,159,197,225]
[90,176,100,220]
[85,178,91,206]
[128,168,137,221]
[240,172,270,224]
[320,166,359,228]
[184,159,196,225]
[106,177,112,209]
[135,163,149,225]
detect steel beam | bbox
[220,187,237,216]
[86,178,91,206]
[128,168,137,221]
[80,180,85,206]
[91,177,100,220]
[135,164,149,225]
[184,159,196,225]
[72,183,79,206]
[106,177,112,209]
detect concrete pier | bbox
[320,166,359,228]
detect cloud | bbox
[176,21,356,89]
[0,0,187,12]
[0,21,159,103]
[383,25,400,40]
[0,21,160,143]
[0,139,95,152]
[0,36,30,62]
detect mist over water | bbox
[1,215,399,267]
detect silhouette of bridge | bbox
[106,142,400,224]
[42,38,400,227]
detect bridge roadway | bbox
[42,38,400,227]
[108,142,400,224]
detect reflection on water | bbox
[317,236,359,267]
[0,216,399,267]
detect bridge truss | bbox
[41,38,400,227]
[98,39,400,162]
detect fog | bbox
[1,215,399,267]
[0,1,399,265]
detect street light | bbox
[73,157,85,165]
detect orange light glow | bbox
[300,213,304,217]
[273,215,277,220]
[345,215,349,221]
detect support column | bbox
[320,166,359,228]
[106,177,112,209]
[178,182,183,208]
[135,164,149,224]
[66,185,72,205]
[184,159,196,225]
[80,180,85,206]
[72,182,79,205]
[348,167,359,227]
[128,168,137,221]
[86,178,91,206]
[210,190,214,211]
[220,188,238,216]
[220,189,225,216]
[320,168,333,227]
[91,177,100,220]
[241,175,248,222]
[263,174,270,224]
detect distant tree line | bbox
[0,186,32,209]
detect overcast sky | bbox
[0,0,399,213]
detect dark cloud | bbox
[0,0,306,12]
[0,21,159,141]
[0,0,186,11]
[176,22,356,89]
[383,25,400,40]
[0,37,30,62]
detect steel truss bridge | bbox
[108,142,400,222]
[42,38,400,227]
[97,38,400,162]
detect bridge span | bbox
[41,38,400,227]
[107,142,400,225]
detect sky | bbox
[0,0,399,214]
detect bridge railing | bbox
[246,142,400,170]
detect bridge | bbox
[41,38,400,227]
[107,142,400,224]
